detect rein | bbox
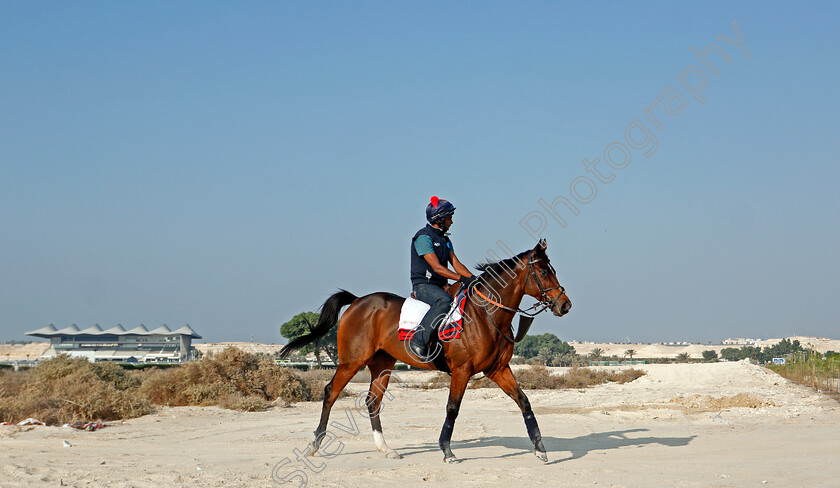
[473,257,565,319]
[466,254,566,375]
[469,256,565,348]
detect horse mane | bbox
[474,250,531,279]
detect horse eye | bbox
[540,269,549,277]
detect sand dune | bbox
[1,361,838,487]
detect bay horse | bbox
[279,239,571,463]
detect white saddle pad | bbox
[398,296,462,332]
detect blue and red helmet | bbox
[425,196,455,223]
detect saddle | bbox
[399,284,467,341]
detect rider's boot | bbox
[409,325,432,359]
[410,296,450,361]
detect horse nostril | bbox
[562,302,571,313]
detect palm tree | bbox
[589,348,603,361]
[536,347,554,366]
[676,352,691,363]
[624,349,636,360]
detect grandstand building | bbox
[25,324,202,363]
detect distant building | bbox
[722,338,761,346]
[26,324,202,363]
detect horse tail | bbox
[278,289,358,359]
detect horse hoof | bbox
[534,450,548,463]
[443,455,458,464]
[385,450,402,459]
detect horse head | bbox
[523,239,571,317]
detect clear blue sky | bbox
[2,1,838,344]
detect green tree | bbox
[702,350,719,362]
[624,349,636,360]
[280,312,338,366]
[720,347,740,361]
[675,352,691,363]
[514,333,575,359]
[739,346,762,362]
[534,347,554,366]
[763,338,803,359]
[589,348,603,361]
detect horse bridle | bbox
[470,256,566,373]
[524,257,566,316]
[472,257,565,319]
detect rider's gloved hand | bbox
[458,275,479,289]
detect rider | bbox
[409,196,478,359]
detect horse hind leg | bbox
[309,360,366,456]
[366,352,400,459]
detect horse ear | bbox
[535,238,547,251]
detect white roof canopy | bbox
[26,324,202,339]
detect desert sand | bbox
[1,361,838,488]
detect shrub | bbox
[768,354,840,396]
[0,349,357,423]
[0,355,151,425]
[220,394,270,412]
[515,365,564,389]
[702,350,719,362]
[434,366,646,391]
[268,367,315,403]
[140,347,313,408]
[418,372,452,389]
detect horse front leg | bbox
[487,365,548,462]
[438,367,471,463]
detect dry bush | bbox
[140,347,312,409]
[417,372,452,389]
[264,367,312,404]
[556,367,612,388]
[405,372,492,390]
[349,369,372,384]
[0,355,150,425]
[411,366,646,391]
[463,366,647,390]
[0,348,374,423]
[91,362,143,391]
[0,369,35,422]
[298,368,349,402]
[468,375,494,389]
[219,394,270,412]
[514,365,565,389]
[548,366,646,388]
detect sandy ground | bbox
[1,361,838,488]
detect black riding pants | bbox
[412,283,453,345]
